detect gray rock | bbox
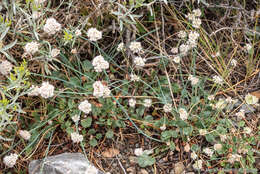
[29,153,104,174]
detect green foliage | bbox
[137,154,155,168]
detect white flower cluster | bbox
[32,11,41,19]
[191,151,197,160]
[18,130,31,140]
[71,132,83,143]
[75,29,82,37]
[228,154,241,164]
[85,165,99,174]
[212,75,223,85]
[199,129,208,136]
[39,82,55,98]
[173,55,181,64]
[245,93,258,105]
[129,41,143,53]
[214,98,227,110]
[177,30,187,39]
[93,81,111,98]
[130,73,140,81]
[3,153,18,168]
[134,56,146,67]
[134,148,153,156]
[50,48,60,58]
[214,143,222,151]
[87,28,102,41]
[188,31,200,48]
[188,75,199,85]
[43,18,62,35]
[163,103,172,113]
[186,9,202,28]
[117,42,125,52]
[230,59,237,67]
[235,109,245,119]
[28,85,40,96]
[179,108,188,120]
[92,55,109,72]
[160,124,166,131]
[177,30,200,56]
[129,98,136,108]
[0,60,13,75]
[244,127,252,134]
[244,43,252,52]
[193,159,203,170]
[203,147,214,157]
[34,0,47,4]
[72,115,80,122]
[28,82,54,98]
[78,100,92,114]
[220,134,227,142]
[24,41,39,55]
[143,99,152,108]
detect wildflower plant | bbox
[0,0,259,173]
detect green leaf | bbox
[191,144,199,152]
[169,141,175,151]
[105,130,114,139]
[81,117,92,128]
[205,134,215,142]
[137,154,155,168]
[89,138,98,147]
[183,126,193,135]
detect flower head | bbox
[230,59,237,67]
[244,127,252,134]
[179,108,188,120]
[78,100,92,114]
[24,41,39,55]
[130,74,140,82]
[245,93,258,105]
[143,99,152,108]
[117,42,125,52]
[3,153,18,168]
[72,115,80,122]
[191,151,197,160]
[213,75,223,85]
[214,144,222,151]
[192,18,202,28]
[39,82,54,98]
[134,148,144,156]
[129,41,142,53]
[87,28,102,41]
[244,44,252,52]
[28,85,40,96]
[173,56,181,64]
[43,18,61,35]
[85,165,99,174]
[71,132,83,143]
[134,56,146,67]
[177,30,187,39]
[199,129,208,136]
[0,60,13,75]
[188,75,199,85]
[193,160,203,170]
[92,55,109,72]
[203,147,214,157]
[193,9,202,17]
[228,154,241,164]
[129,98,136,108]
[163,103,172,113]
[75,29,82,36]
[18,130,31,140]
[50,48,60,58]
[93,81,111,98]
